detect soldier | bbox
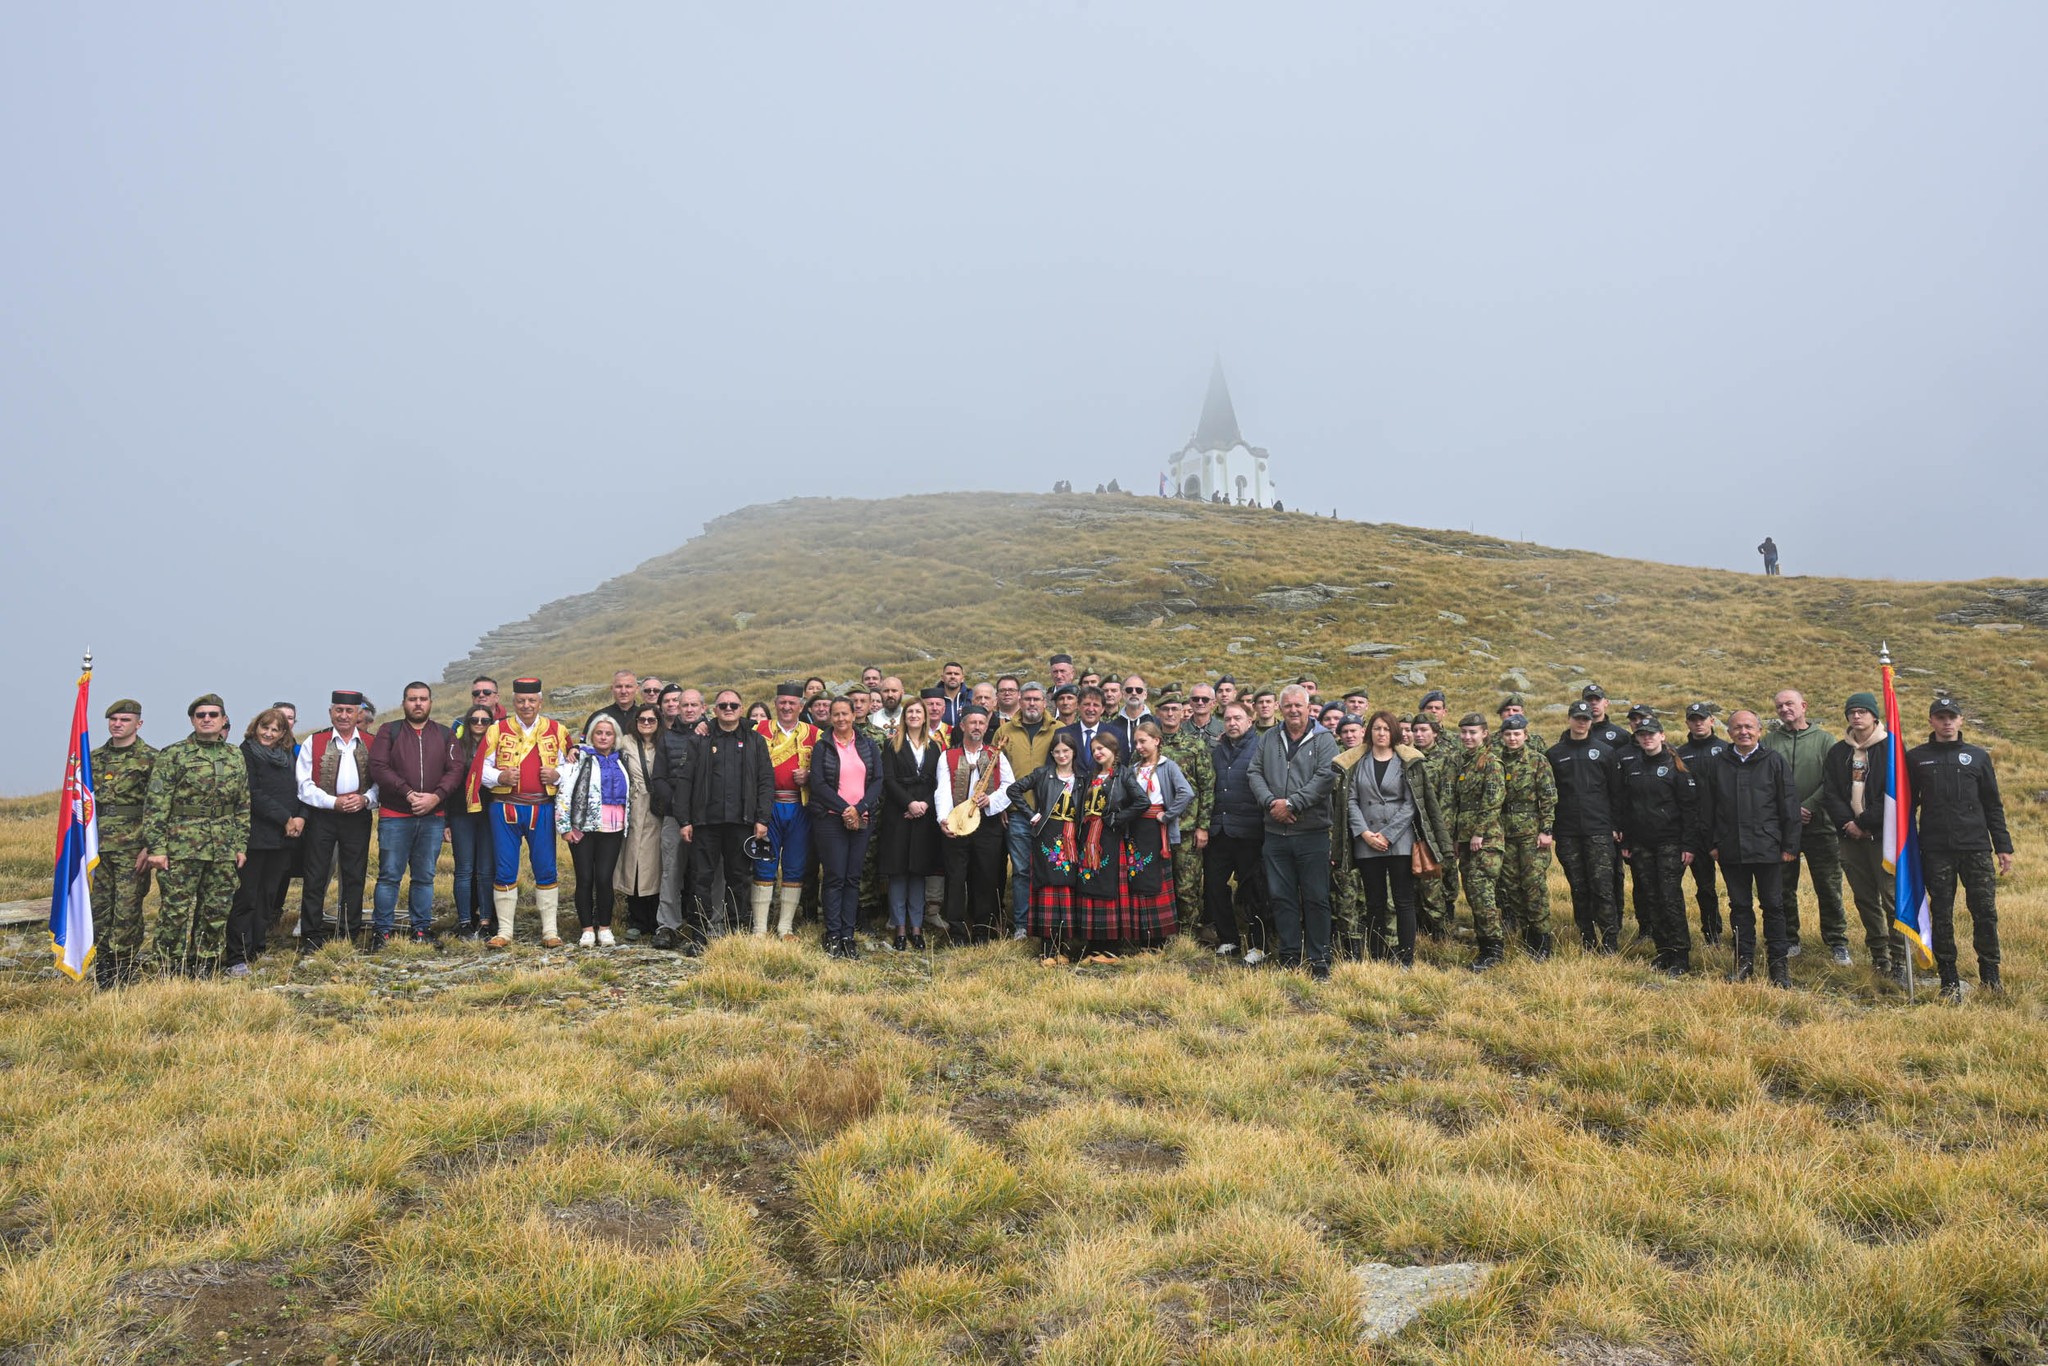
[1448,713,1506,969]
[1615,719,1705,973]
[1674,702,1728,946]
[1411,714,1463,936]
[1327,715,1372,959]
[1495,715,1557,958]
[1157,692,1215,941]
[1909,697,2014,1000]
[1492,694,1547,751]
[139,694,250,973]
[90,698,157,985]
[1550,700,1625,952]
[1580,685,1630,925]
[1763,688,1850,963]
[1186,684,1223,741]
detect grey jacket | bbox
[1247,723,1340,835]
[1347,752,1416,857]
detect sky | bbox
[5,2,2046,793]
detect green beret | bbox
[187,693,225,717]
[104,699,142,719]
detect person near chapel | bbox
[1909,696,2014,999]
[1154,691,1214,942]
[1247,685,1340,978]
[90,697,157,985]
[479,678,574,948]
[139,694,249,974]
[296,689,378,950]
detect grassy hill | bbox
[2,493,2046,1364]
[446,492,2048,757]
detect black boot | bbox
[1980,964,2003,992]
[1531,932,1553,961]
[1939,969,1965,1003]
[1470,940,1505,972]
[1730,948,1755,982]
[1666,953,1691,976]
[1767,955,1792,989]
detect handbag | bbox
[1410,840,1442,878]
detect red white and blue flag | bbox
[1880,660,1934,970]
[50,669,98,980]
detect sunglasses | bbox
[715,701,741,711]
[472,689,494,697]
[192,710,224,720]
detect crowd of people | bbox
[85,656,2014,1001]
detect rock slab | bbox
[1353,1261,1490,1341]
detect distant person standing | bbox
[1758,536,1780,575]
[90,697,156,986]
[1909,697,2014,999]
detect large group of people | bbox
[86,656,2015,1001]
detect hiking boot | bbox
[1830,945,1852,966]
[680,939,704,958]
[411,929,432,945]
[652,927,679,950]
[1767,956,1792,989]
[1785,941,1802,958]
[1309,962,1331,981]
[1470,942,1505,972]
[1531,932,1554,961]
[1939,974,1966,1003]
[1979,965,2002,992]
[1729,954,1755,983]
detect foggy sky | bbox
[5,3,2046,793]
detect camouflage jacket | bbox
[1159,727,1214,833]
[1447,745,1505,844]
[1498,742,1558,838]
[142,732,250,861]
[92,739,158,840]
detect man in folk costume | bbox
[296,689,379,951]
[754,683,821,939]
[935,705,1015,942]
[480,678,573,947]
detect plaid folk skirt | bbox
[1061,841,1177,942]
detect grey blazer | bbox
[1347,752,1416,858]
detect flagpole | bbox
[1881,641,1913,1003]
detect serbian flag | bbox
[50,669,99,980]
[1880,661,1935,970]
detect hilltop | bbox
[447,492,2048,749]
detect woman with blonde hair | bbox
[878,697,942,951]
[557,715,631,947]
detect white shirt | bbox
[296,728,377,810]
[934,745,1014,825]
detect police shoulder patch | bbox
[1588,749,1601,760]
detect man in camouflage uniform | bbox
[1492,694,1548,752]
[1410,714,1461,937]
[90,698,157,986]
[1325,716,1373,959]
[1156,692,1214,945]
[140,694,250,974]
[1495,715,1557,957]
[1448,712,1507,970]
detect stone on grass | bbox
[1353,1261,1491,1341]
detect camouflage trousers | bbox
[1838,832,1905,972]
[1625,844,1691,963]
[1172,839,1205,940]
[154,857,237,971]
[1457,843,1503,945]
[1784,820,1849,950]
[92,836,152,961]
[1497,835,1551,942]
[1417,852,1458,937]
[1331,860,1369,959]
[1556,832,1620,946]
[1922,849,2000,980]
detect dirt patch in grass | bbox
[121,1260,356,1366]
[1083,1136,1186,1173]
[950,1087,1054,1148]
[545,1198,701,1254]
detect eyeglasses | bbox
[640,687,660,697]
[715,702,741,711]
[192,710,223,720]
[472,689,494,697]
[1128,687,1145,695]
[638,715,659,724]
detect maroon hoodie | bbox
[369,719,463,818]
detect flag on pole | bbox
[1880,660,1934,970]
[51,667,99,980]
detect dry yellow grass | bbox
[2,494,2045,1361]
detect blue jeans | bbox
[888,874,926,931]
[374,812,446,934]
[1263,827,1333,969]
[448,808,492,928]
[1006,811,1033,932]
[811,814,871,942]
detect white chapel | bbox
[1167,360,1273,506]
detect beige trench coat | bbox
[615,738,664,898]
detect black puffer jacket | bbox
[1697,745,1801,864]
[241,738,302,851]
[1907,737,2013,854]
[1210,732,1263,838]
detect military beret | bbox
[1420,690,1446,708]
[1581,683,1606,700]
[1568,700,1594,719]
[1410,713,1437,729]
[187,693,225,716]
[658,683,683,699]
[774,682,805,698]
[1458,712,1488,729]
[1844,692,1878,717]
[104,698,142,719]
[1497,694,1525,714]
[1155,691,1184,706]
[1929,696,1961,717]
[331,689,367,707]
[1050,683,1077,698]
[1501,715,1528,732]
[513,678,542,695]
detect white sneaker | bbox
[1241,948,1267,966]
[578,929,596,948]
[1011,929,1028,941]
[597,928,616,947]
[1215,942,1238,957]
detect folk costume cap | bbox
[513,678,543,695]
[331,689,367,708]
